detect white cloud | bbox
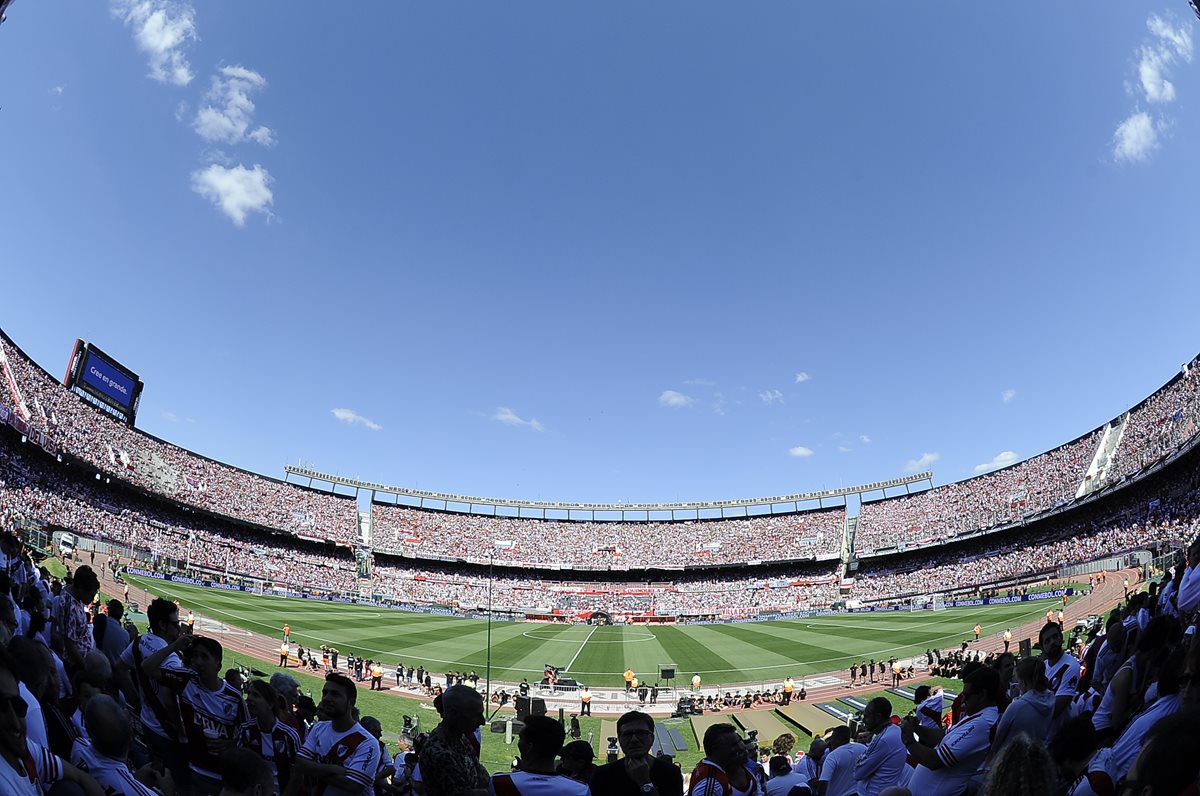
[974,450,1019,473]
[51,86,65,95]
[788,446,815,457]
[838,445,852,453]
[859,434,871,444]
[1148,15,1193,61]
[111,0,198,86]
[904,452,940,472]
[794,372,811,384]
[659,390,694,408]
[759,389,784,405]
[193,66,276,146]
[492,407,544,432]
[1139,45,1178,103]
[1002,388,1017,403]
[190,163,274,225]
[1112,15,1193,163]
[1138,17,1193,102]
[1113,112,1160,162]
[331,408,382,431]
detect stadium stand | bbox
[371,501,845,567]
[0,330,359,545]
[4,324,1200,794]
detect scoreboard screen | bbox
[64,339,143,425]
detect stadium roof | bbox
[283,465,931,512]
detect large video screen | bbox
[79,349,138,412]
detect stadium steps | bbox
[1079,415,1127,498]
[689,714,734,743]
[775,704,843,736]
[357,510,372,547]
[650,724,691,757]
[732,709,794,742]
[601,719,618,747]
[842,516,857,562]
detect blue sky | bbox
[1,2,1198,507]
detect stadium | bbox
[4,3,1200,793]
[2,321,1198,784]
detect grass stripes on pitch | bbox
[127,575,1064,687]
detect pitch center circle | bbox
[520,629,658,643]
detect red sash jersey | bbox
[688,759,762,796]
[237,717,302,792]
[159,667,248,780]
[489,770,591,796]
[297,720,382,796]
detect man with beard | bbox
[293,673,382,796]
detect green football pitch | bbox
[126,575,1071,686]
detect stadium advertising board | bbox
[80,349,137,410]
[64,340,143,423]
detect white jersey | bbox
[489,770,591,795]
[71,738,159,796]
[0,739,64,796]
[1042,652,1081,741]
[917,691,944,729]
[297,720,382,796]
[118,632,186,740]
[819,741,867,796]
[1066,747,1117,796]
[906,706,999,796]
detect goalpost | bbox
[910,594,947,612]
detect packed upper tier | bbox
[3,325,1198,568]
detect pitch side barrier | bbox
[121,567,517,622]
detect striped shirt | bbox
[237,717,303,792]
[0,739,64,796]
[71,738,159,796]
[160,666,248,780]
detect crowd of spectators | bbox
[9,415,1200,619]
[372,502,844,568]
[1106,356,1200,482]
[0,332,359,546]
[854,429,1102,554]
[6,328,1200,575]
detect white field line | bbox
[563,625,599,672]
[127,576,1055,677]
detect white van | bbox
[58,532,77,556]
